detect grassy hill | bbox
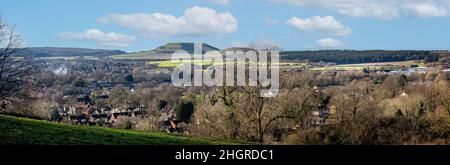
[0,115,237,145]
[155,42,219,54]
[110,42,220,60]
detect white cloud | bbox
[334,2,400,20]
[208,0,230,5]
[59,29,136,48]
[265,17,279,24]
[315,38,344,48]
[403,3,448,17]
[273,0,400,20]
[272,0,449,20]
[97,6,238,38]
[286,16,351,36]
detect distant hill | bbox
[223,47,256,53]
[12,46,443,64]
[155,42,220,54]
[15,47,126,58]
[111,42,220,60]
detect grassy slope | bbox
[110,50,157,59]
[0,115,237,145]
[110,43,220,60]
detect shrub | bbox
[115,116,132,129]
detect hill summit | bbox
[154,42,220,54]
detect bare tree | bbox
[0,18,31,110]
[211,71,318,143]
[248,40,282,51]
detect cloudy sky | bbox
[1,0,450,51]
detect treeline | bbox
[13,47,126,58]
[281,50,440,64]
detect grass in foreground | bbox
[0,115,239,145]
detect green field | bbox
[148,60,222,68]
[148,60,306,68]
[0,115,238,145]
[110,51,157,59]
[310,66,391,71]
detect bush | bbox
[96,118,106,126]
[115,116,132,129]
[176,100,195,123]
[72,78,87,87]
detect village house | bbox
[53,94,148,127]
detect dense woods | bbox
[281,50,440,64]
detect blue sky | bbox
[1,0,450,52]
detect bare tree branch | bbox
[0,17,31,110]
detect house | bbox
[88,117,96,126]
[70,115,87,125]
[108,113,118,125]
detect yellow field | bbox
[311,66,387,71]
[148,60,306,68]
